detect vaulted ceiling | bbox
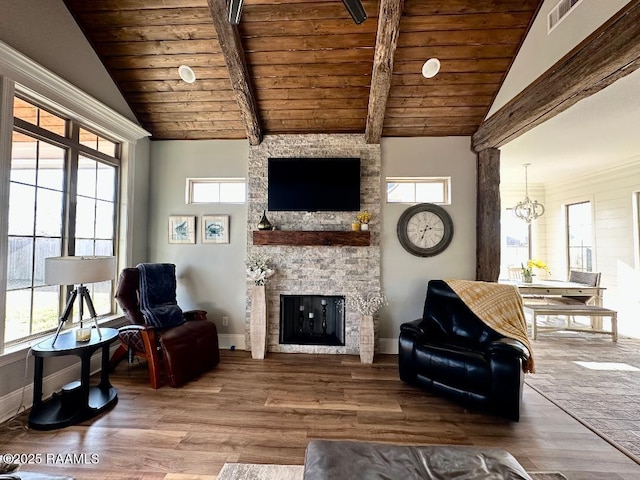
[63,0,541,143]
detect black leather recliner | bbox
[398,280,530,421]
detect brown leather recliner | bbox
[110,266,220,388]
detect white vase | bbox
[359,314,374,364]
[250,285,267,359]
[360,223,369,231]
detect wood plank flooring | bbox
[2,349,640,479]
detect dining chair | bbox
[553,270,602,327]
[563,270,601,305]
[507,266,524,282]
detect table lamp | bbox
[45,256,116,345]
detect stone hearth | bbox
[245,134,381,355]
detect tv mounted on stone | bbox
[267,157,361,212]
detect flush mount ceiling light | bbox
[421,58,441,78]
[178,65,196,84]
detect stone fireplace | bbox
[245,134,381,355]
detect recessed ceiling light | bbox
[178,65,196,84]
[421,58,441,79]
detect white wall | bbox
[542,157,640,337]
[489,0,633,117]
[0,0,137,123]
[127,137,151,266]
[380,137,477,345]
[148,140,250,344]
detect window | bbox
[566,201,593,273]
[386,177,450,204]
[186,178,246,204]
[501,208,530,278]
[4,96,120,346]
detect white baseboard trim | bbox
[0,343,120,425]
[218,333,246,351]
[379,337,399,354]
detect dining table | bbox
[500,279,608,332]
[500,279,605,307]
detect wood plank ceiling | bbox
[63,0,541,143]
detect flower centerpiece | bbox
[245,253,275,286]
[521,259,550,283]
[356,210,372,231]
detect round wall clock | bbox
[397,203,454,257]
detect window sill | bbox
[0,314,126,368]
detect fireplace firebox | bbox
[279,295,345,346]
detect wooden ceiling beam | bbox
[206,0,262,145]
[472,1,640,152]
[365,0,405,144]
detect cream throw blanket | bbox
[445,279,535,373]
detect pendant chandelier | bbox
[513,163,545,224]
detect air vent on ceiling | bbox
[548,0,583,33]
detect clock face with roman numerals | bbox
[397,203,454,257]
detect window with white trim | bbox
[566,201,593,273]
[4,95,120,347]
[500,208,531,279]
[186,178,246,204]
[386,177,450,204]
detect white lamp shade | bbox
[45,256,116,286]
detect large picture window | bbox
[500,208,530,279]
[4,96,120,346]
[566,201,593,273]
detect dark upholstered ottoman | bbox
[303,440,533,480]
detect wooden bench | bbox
[523,304,617,341]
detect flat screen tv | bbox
[268,157,361,211]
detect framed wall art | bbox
[202,215,230,244]
[168,215,196,244]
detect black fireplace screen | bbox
[279,294,345,346]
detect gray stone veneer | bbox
[246,134,381,354]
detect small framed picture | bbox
[202,215,230,244]
[168,215,196,244]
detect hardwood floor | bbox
[2,350,640,479]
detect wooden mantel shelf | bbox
[252,230,370,246]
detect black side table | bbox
[29,327,119,430]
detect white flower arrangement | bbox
[245,253,275,286]
[350,291,388,316]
